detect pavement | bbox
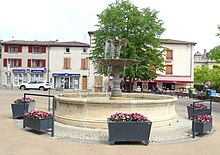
[1,89,220,155]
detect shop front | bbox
[52,73,80,90]
[155,76,193,91]
[30,69,46,82]
[12,69,27,86]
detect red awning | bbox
[155,76,193,84]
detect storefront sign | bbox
[31,70,45,73]
[52,73,80,77]
[12,69,26,73]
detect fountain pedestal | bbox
[111,67,122,98]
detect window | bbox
[66,48,70,52]
[63,58,71,69]
[28,46,46,53]
[3,58,22,67]
[166,65,172,75]
[83,48,87,53]
[166,50,173,59]
[81,58,88,69]
[10,46,18,52]
[27,59,46,67]
[33,46,43,53]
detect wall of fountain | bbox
[55,92,178,128]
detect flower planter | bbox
[192,120,212,134]
[187,106,210,119]
[11,102,35,119]
[107,118,152,145]
[23,116,52,132]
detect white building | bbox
[154,39,196,91]
[0,40,97,90]
[88,31,196,91]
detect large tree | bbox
[194,65,220,91]
[90,0,166,80]
[194,66,212,85]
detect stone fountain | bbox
[55,39,178,129]
[96,39,138,99]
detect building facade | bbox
[194,49,218,68]
[0,40,95,90]
[153,39,196,91]
[88,31,196,92]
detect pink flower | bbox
[110,112,148,122]
[190,103,206,109]
[14,97,35,104]
[24,110,52,119]
[194,114,212,122]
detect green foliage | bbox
[210,46,220,62]
[194,66,220,92]
[194,66,210,85]
[90,0,166,80]
[210,25,220,62]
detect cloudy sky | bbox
[0,0,220,52]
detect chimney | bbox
[204,49,207,58]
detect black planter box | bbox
[23,116,52,132]
[187,106,211,119]
[192,120,212,134]
[11,102,35,119]
[107,119,152,145]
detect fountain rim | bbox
[55,92,177,105]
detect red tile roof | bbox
[1,40,90,47]
[87,31,196,45]
[163,39,196,45]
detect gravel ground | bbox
[15,116,200,145]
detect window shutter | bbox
[81,59,84,69]
[66,58,70,69]
[63,58,66,68]
[42,59,46,67]
[18,46,22,53]
[27,59,31,67]
[28,46,32,53]
[4,45,8,52]
[166,50,173,59]
[42,46,46,53]
[85,58,88,69]
[166,65,172,75]
[18,59,22,67]
[3,59,7,67]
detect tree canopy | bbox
[194,65,220,91]
[194,66,211,85]
[210,25,220,62]
[90,0,166,80]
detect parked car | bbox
[19,81,51,91]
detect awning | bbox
[155,76,193,84]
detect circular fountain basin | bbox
[55,92,178,128]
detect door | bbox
[82,76,87,90]
[64,77,69,89]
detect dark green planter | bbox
[11,102,35,119]
[107,119,152,145]
[187,106,210,119]
[23,116,52,132]
[192,120,212,134]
